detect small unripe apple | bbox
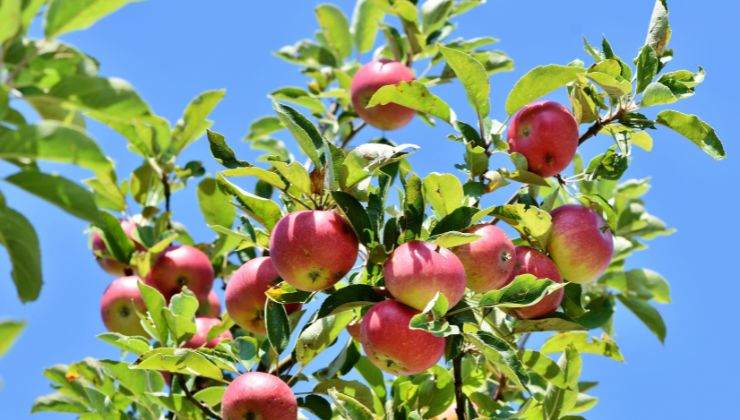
[100,276,147,336]
[508,246,564,319]
[360,299,445,375]
[508,100,579,177]
[183,317,232,348]
[452,224,515,292]
[350,59,415,130]
[90,218,138,276]
[547,204,614,283]
[145,245,214,301]
[197,290,221,318]
[269,210,359,291]
[221,372,297,420]
[383,241,466,311]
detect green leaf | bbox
[135,348,224,381]
[439,46,490,118]
[206,130,247,168]
[164,289,200,344]
[97,332,151,355]
[0,319,25,357]
[193,386,227,408]
[317,284,384,318]
[315,379,381,415]
[641,81,677,106]
[491,204,552,249]
[505,65,584,115]
[0,206,41,302]
[543,346,581,419]
[271,86,326,115]
[541,332,624,362]
[272,161,311,195]
[295,311,354,365]
[138,281,168,343]
[327,388,375,420]
[354,356,386,400]
[171,89,225,154]
[635,45,659,93]
[422,0,453,35]
[412,365,455,417]
[299,394,333,420]
[479,274,562,308]
[221,166,287,191]
[409,293,459,337]
[520,350,571,390]
[429,231,480,248]
[367,81,454,123]
[246,116,284,140]
[331,191,374,245]
[586,60,632,97]
[265,299,290,354]
[31,393,87,414]
[422,172,464,218]
[44,0,137,38]
[644,0,671,55]
[315,4,352,60]
[0,0,21,43]
[511,316,586,334]
[351,0,385,53]
[429,206,477,236]
[273,101,324,167]
[197,177,236,228]
[216,174,283,231]
[47,75,151,121]
[6,171,99,223]
[656,110,725,160]
[601,269,670,303]
[95,211,135,263]
[466,331,528,389]
[617,295,666,343]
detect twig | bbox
[452,354,467,419]
[161,172,172,214]
[340,122,367,148]
[176,375,221,419]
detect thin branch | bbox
[340,121,367,148]
[176,375,221,419]
[452,353,467,420]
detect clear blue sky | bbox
[1,1,737,418]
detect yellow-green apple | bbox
[221,372,297,420]
[145,245,214,301]
[269,210,358,291]
[350,59,415,130]
[90,218,138,276]
[508,101,579,177]
[547,204,614,283]
[360,299,445,375]
[183,317,232,348]
[383,241,466,311]
[100,276,147,336]
[197,290,221,318]
[225,256,301,334]
[508,246,564,319]
[452,224,515,292]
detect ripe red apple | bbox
[508,100,579,177]
[225,257,301,334]
[183,317,232,348]
[221,372,297,420]
[269,210,359,291]
[452,224,515,292]
[197,290,221,318]
[360,299,445,375]
[90,218,138,276]
[508,246,564,319]
[100,276,147,336]
[145,245,214,301]
[547,204,614,283]
[383,241,466,311]
[350,59,415,130]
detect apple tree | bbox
[0,0,725,419]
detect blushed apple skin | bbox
[508,246,564,319]
[383,241,466,311]
[547,204,614,283]
[183,317,232,348]
[221,372,297,420]
[145,245,214,301]
[91,218,138,276]
[100,276,147,336]
[197,290,221,318]
[452,224,515,292]
[360,300,445,375]
[269,210,359,292]
[351,59,416,130]
[508,101,579,177]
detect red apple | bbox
[508,246,564,319]
[350,59,415,130]
[547,204,614,283]
[197,290,221,318]
[269,210,359,291]
[360,300,445,375]
[100,276,147,336]
[183,317,232,348]
[452,224,515,292]
[145,245,214,301]
[383,241,466,311]
[221,372,297,420]
[90,218,138,276]
[508,100,579,177]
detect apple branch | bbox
[452,353,467,419]
[175,375,221,419]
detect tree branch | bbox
[340,122,367,148]
[453,353,467,419]
[176,375,221,419]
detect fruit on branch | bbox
[346,320,362,340]
[452,224,515,292]
[360,299,445,375]
[547,204,614,283]
[100,276,147,336]
[225,256,301,334]
[196,290,221,318]
[508,246,564,319]
[384,241,466,311]
[90,218,139,276]
[145,245,214,301]
[351,59,416,130]
[508,100,579,177]
[183,317,232,348]
[221,371,297,420]
[269,210,359,291]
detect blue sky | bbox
[1,1,738,418]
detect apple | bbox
[197,290,221,318]
[225,256,301,334]
[383,241,466,311]
[452,224,515,292]
[90,218,138,276]
[360,299,445,375]
[183,317,232,348]
[269,210,359,291]
[100,276,147,336]
[221,372,297,420]
[508,246,564,319]
[508,100,579,177]
[350,59,415,130]
[145,245,214,301]
[346,320,362,340]
[547,204,614,283]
